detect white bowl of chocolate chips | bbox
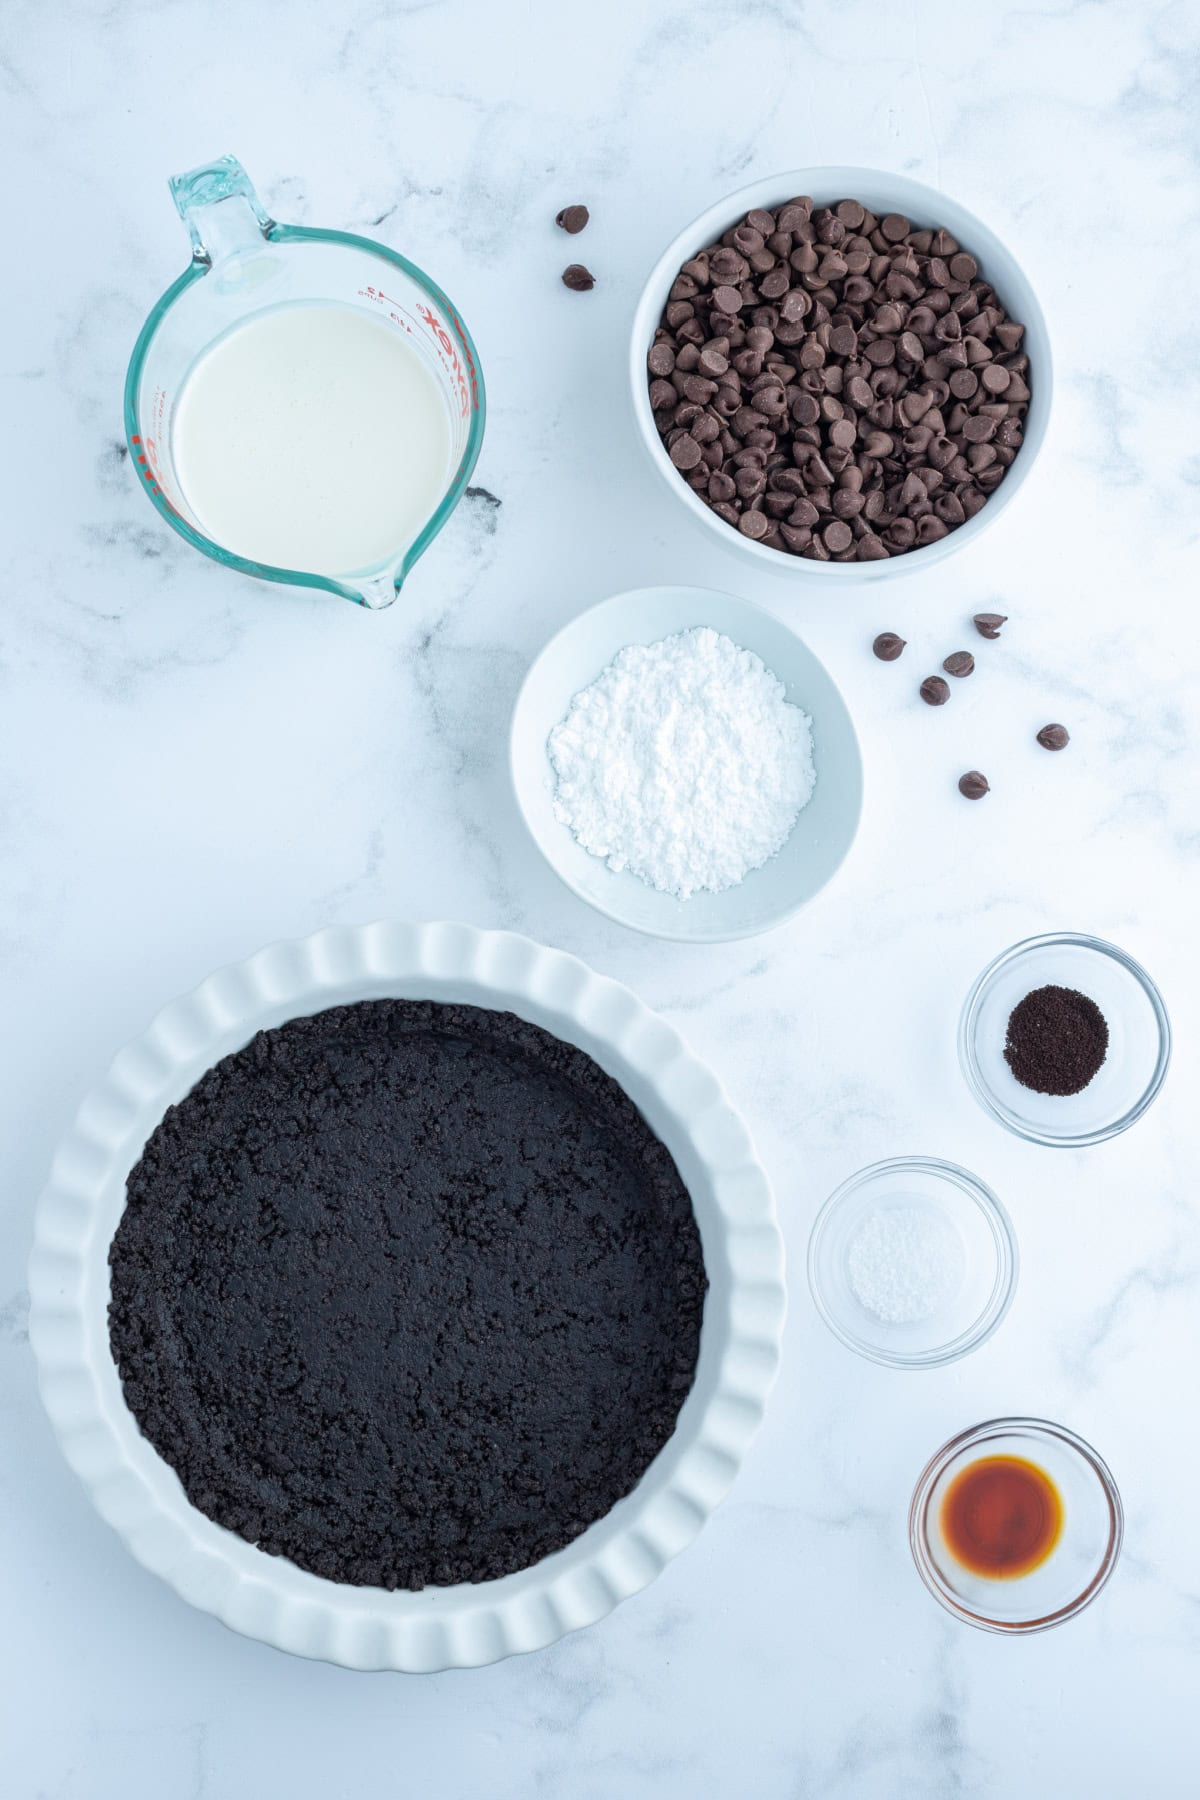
[631,166,1051,578]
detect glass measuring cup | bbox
[125,155,485,608]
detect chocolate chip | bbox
[556,204,589,234]
[873,632,906,661]
[943,650,975,678]
[562,264,595,291]
[958,770,989,799]
[973,611,1007,639]
[920,676,951,706]
[1036,723,1070,750]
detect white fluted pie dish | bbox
[28,922,785,1672]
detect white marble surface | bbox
[3,0,1198,1793]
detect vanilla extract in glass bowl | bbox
[939,1454,1063,1580]
[910,1419,1123,1633]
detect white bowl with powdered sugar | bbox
[510,586,862,942]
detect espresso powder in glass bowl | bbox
[1003,985,1109,1096]
[108,1000,706,1591]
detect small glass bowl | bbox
[959,932,1171,1148]
[806,1157,1017,1369]
[909,1417,1123,1633]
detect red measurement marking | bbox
[360,285,473,419]
[416,302,471,418]
[449,308,479,411]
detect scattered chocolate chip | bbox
[920,676,950,706]
[555,204,590,234]
[873,631,906,661]
[943,650,975,678]
[1037,723,1070,751]
[958,770,989,799]
[562,264,595,291]
[647,198,1030,562]
[973,612,1007,639]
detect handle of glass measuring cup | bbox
[169,154,275,265]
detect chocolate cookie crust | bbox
[108,1000,706,1590]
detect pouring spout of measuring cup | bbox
[354,570,404,610]
[169,155,275,267]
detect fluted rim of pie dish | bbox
[28,922,786,1672]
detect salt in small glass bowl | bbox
[959,932,1170,1148]
[806,1156,1017,1369]
[909,1417,1124,1633]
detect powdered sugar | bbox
[547,626,816,901]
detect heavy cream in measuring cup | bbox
[171,302,452,576]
